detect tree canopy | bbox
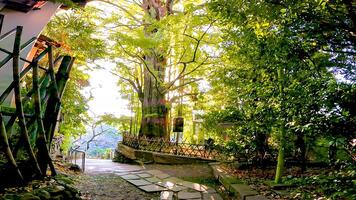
[32,1,356,198]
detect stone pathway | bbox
[78,159,223,200]
[85,158,143,174]
[116,169,223,200]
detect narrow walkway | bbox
[76,159,223,200]
[85,159,142,174]
[76,159,156,200]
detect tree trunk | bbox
[275,65,286,184]
[254,131,269,166]
[139,67,168,138]
[139,0,172,139]
[295,131,306,172]
[329,140,337,166]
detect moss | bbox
[55,173,75,185]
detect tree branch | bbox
[116,42,161,86]
[164,56,209,92]
[179,22,214,65]
[168,92,198,103]
[94,0,142,23]
[166,0,174,15]
[169,78,203,91]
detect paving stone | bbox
[245,195,269,200]
[157,181,187,192]
[202,193,223,200]
[178,181,209,192]
[157,181,176,188]
[177,191,202,199]
[230,184,258,199]
[114,172,129,176]
[127,179,152,186]
[139,184,167,193]
[170,185,187,192]
[160,191,174,200]
[145,177,162,183]
[120,174,141,180]
[137,173,152,178]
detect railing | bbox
[122,133,237,161]
[0,25,75,185]
[68,150,86,172]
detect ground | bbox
[143,164,214,179]
[77,174,159,200]
[76,159,158,200]
[74,159,224,200]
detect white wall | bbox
[0,2,60,105]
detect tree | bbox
[72,113,130,151]
[209,0,355,183]
[43,7,107,152]
[92,0,217,138]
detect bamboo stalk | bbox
[45,56,75,147]
[47,46,60,101]
[33,60,57,176]
[0,112,24,181]
[12,26,42,177]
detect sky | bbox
[82,60,131,117]
[79,2,132,118]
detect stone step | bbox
[230,184,258,200]
[177,191,202,199]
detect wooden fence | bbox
[122,133,238,161]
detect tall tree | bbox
[209,0,355,183]
[96,0,217,138]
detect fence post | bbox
[74,152,77,164]
[82,152,85,172]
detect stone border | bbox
[210,163,268,200]
[119,143,213,164]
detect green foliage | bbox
[43,8,107,151]
[43,8,107,64]
[206,0,355,184]
[97,114,131,133]
[285,165,356,200]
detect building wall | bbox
[0,2,60,105]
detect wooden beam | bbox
[12,26,42,177]
[33,60,57,176]
[0,112,24,181]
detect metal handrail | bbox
[69,149,86,172]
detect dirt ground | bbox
[75,173,159,200]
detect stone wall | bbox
[116,143,212,164]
